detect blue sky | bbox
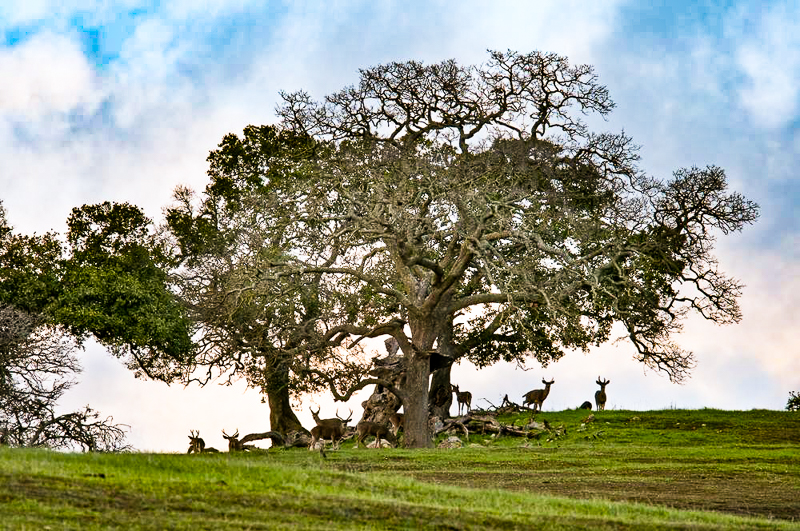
[1,1,798,451]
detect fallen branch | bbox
[239,431,286,447]
[435,413,548,439]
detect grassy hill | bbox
[1,409,798,529]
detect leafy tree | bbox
[0,200,193,450]
[253,49,758,447]
[162,126,369,434]
[0,203,62,316]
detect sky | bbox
[1,0,798,452]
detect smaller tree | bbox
[0,199,183,452]
[787,391,800,412]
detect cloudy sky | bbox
[1,1,798,452]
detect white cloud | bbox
[163,0,267,20]
[734,2,800,129]
[1,1,141,27]
[1,1,58,25]
[430,0,622,65]
[0,31,101,120]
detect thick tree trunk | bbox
[402,351,433,448]
[360,340,404,424]
[400,313,441,449]
[264,364,305,435]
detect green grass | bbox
[1,409,798,529]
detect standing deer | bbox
[308,407,353,451]
[355,421,397,448]
[187,430,219,454]
[451,384,472,416]
[595,377,610,411]
[522,378,555,412]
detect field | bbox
[1,409,798,529]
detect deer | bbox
[355,421,397,448]
[451,384,472,416]
[595,377,610,411]
[579,401,593,410]
[388,412,404,436]
[308,407,353,451]
[522,378,555,412]
[222,429,257,452]
[187,430,219,454]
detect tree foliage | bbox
[0,203,131,451]
[56,202,194,381]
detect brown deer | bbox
[308,407,353,451]
[355,421,397,448]
[595,377,610,411]
[522,378,555,412]
[222,429,257,452]
[389,412,404,436]
[187,430,219,454]
[451,384,472,416]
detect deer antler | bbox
[337,408,353,423]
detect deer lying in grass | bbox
[451,384,472,416]
[522,378,555,412]
[355,421,397,448]
[308,407,353,451]
[222,429,258,452]
[389,412,404,436]
[595,377,610,411]
[187,430,219,454]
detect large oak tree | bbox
[262,50,758,447]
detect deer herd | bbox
[186,376,611,454]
